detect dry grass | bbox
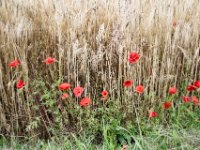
[0,0,200,138]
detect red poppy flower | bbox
[172,20,177,27]
[123,80,133,87]
[101,90,108,98]
[194,80,200,88]
[163,101,172,109]
[191,96,199,106]
[169,87,177,95]
[73,86,84,97]
[186,85,197,91]
[16,80,25,89]
[135,85,144,94]
[80,97,91,106]
[183,96,190,103]
[9,60,21,68]
[59,83,71,90]
[149,111,158,119]
[128,52,140,64]
[61,93,69,100]
[44,57,57,64]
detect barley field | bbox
[0,0,200,149]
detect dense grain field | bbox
[0,0,200,149]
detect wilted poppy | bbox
[186,85,197,91]
[128,52,140,64]
[16,80,25,89]
[191,96,199,106]
[149,111,158,119]
[183,96,190,103]
[101,90,108,98]
[61,93,69,100]
[73,86,84,97]
[194,80,200,88]
[123,80,133,87]
[122,144,127,150]
[135,85,144,94]
[44,57,57,64]
[172,20,177,27]
[163,101,172,109]
[59,83,71,90]
[9,60,21,68]
[169,87,177,95]
[80,97,91,106]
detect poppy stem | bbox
[132,97,143,138]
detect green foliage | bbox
[1,124,200,149]
[22,79,200,148]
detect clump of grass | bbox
[1,123,200,149]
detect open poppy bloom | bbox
[135,85,144,94]
[163,101,172,109]
[73,86,84,97]
[149,111,158,119]
[191,96,199,106]
[59,83,71,90]
[186,85,197,91]
[194,80,200,88]
[44,57,57,64]
[9,60,21,68]
[61,93,69,100]
[80,97,91,106]
[169,87,177,95]
[123,80,133,87]
[101,90,108,98]
[183,96,190,103]
[128,52,140,64]
[16,80,25,89]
